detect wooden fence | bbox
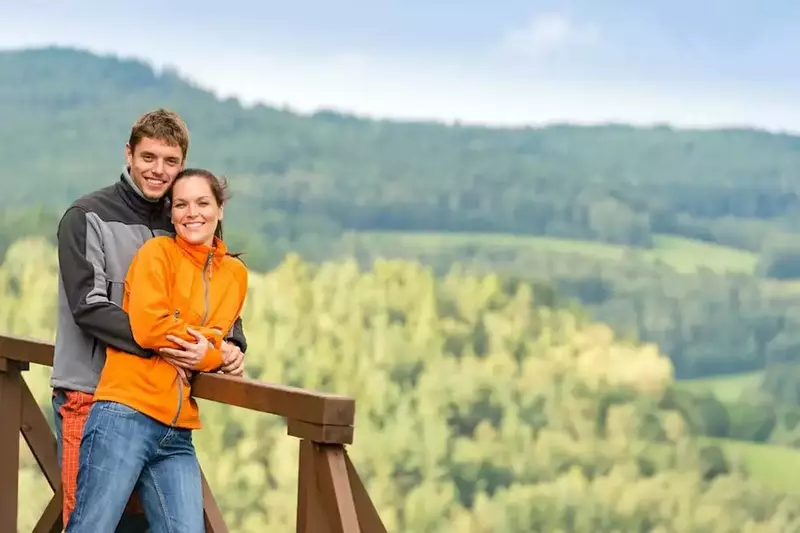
[0,333,387,532]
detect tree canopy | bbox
[7,237,800,532]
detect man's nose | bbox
[152,159,165,175]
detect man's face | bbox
[125,136,184,199]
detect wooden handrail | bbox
[0,333,387,533]
[0,334,356,425]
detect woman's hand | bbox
[159,328,210,370]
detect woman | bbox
[66,169,248,533]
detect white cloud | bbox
[498,12,600,58]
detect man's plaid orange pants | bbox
[52,389,145,527]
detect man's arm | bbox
[57,206,153,358]
[224,316,247,353]
[219,267,249,376]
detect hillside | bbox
[7,45,800,389]
[9,46,800,529]
[3,47,800,253]
[7,236,800,532]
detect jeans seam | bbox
[145,463,173,533]
[158,427,173,448]
[68,413,98,525]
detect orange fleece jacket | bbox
[93,234,248,429]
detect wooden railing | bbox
[0,333,388,533]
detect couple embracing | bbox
[51,109,249,532]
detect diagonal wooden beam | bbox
[32,488,63,533]
[344,452,387,533]
[202,467,228,533]
[20,377,60,490]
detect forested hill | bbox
[10,47,800,524]
[8,46,800,387]
[2,46,800,252]
[8,237,800,532]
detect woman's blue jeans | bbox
[64,400,204,533]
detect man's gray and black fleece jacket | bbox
[51,170,247,394]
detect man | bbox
[51,108,247,531]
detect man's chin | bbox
[142,188,168,201]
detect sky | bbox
[2,1,799,132]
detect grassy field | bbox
[678,371,800,496]
[346,231,759,275]
[677,371,764,402]
[702,437,800,495]
[648,235,758,274]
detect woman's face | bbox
[170,175,223,247]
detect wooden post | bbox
[0,358,24,533]
[296,440,361,533]
[296,440,324,533]
[314,445,359,533]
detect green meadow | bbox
[705,437,800,496]
[347,231,760,275]
[678,371,765,403]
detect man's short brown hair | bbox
[128,108,190,160]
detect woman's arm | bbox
[125,239,224,368]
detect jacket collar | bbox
[174,234,228,270]
[115,167,167,215]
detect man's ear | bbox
[124,143,133,167]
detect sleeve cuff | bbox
[195,346,224,372]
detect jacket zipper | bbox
[170,378,183,427]
[201,250,213,326]
[169,250,213,427]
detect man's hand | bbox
[219,341,245,376]
[160,328,209,372]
